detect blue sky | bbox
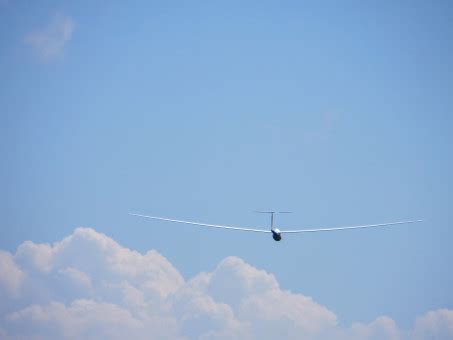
[1,1,453,337]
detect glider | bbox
[129,211,422,241]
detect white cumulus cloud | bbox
[24,12,75,61]
[414,309,453,340]
[0,227,451,339]
[0,250,24,296]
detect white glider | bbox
[129,212,422,242]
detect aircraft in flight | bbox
[130,211,422,242]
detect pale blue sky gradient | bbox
[1,0,452,328]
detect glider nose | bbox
[272,229,282,241]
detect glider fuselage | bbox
[272,228,282,241]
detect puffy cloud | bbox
[58,267,92,290]
[24,12,75,61]
[0,250,24,296]
[0,227,451,339]
[207,257,279,308]
[345,316,401,340]
[15,241,53,273]
[5,300,180,340]
[413,309,453,340]
[182,257,337,339]
[239,289,337,339]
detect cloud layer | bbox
[0,228,451,339]
[24,12,75,61]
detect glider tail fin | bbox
[254,211,292,231]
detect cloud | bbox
[0,251,24,296]
[0,228,451,339]
[345,316,401,340]
[24,12,75,61]
[414,309,453,340]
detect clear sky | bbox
[1,1,453,338]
